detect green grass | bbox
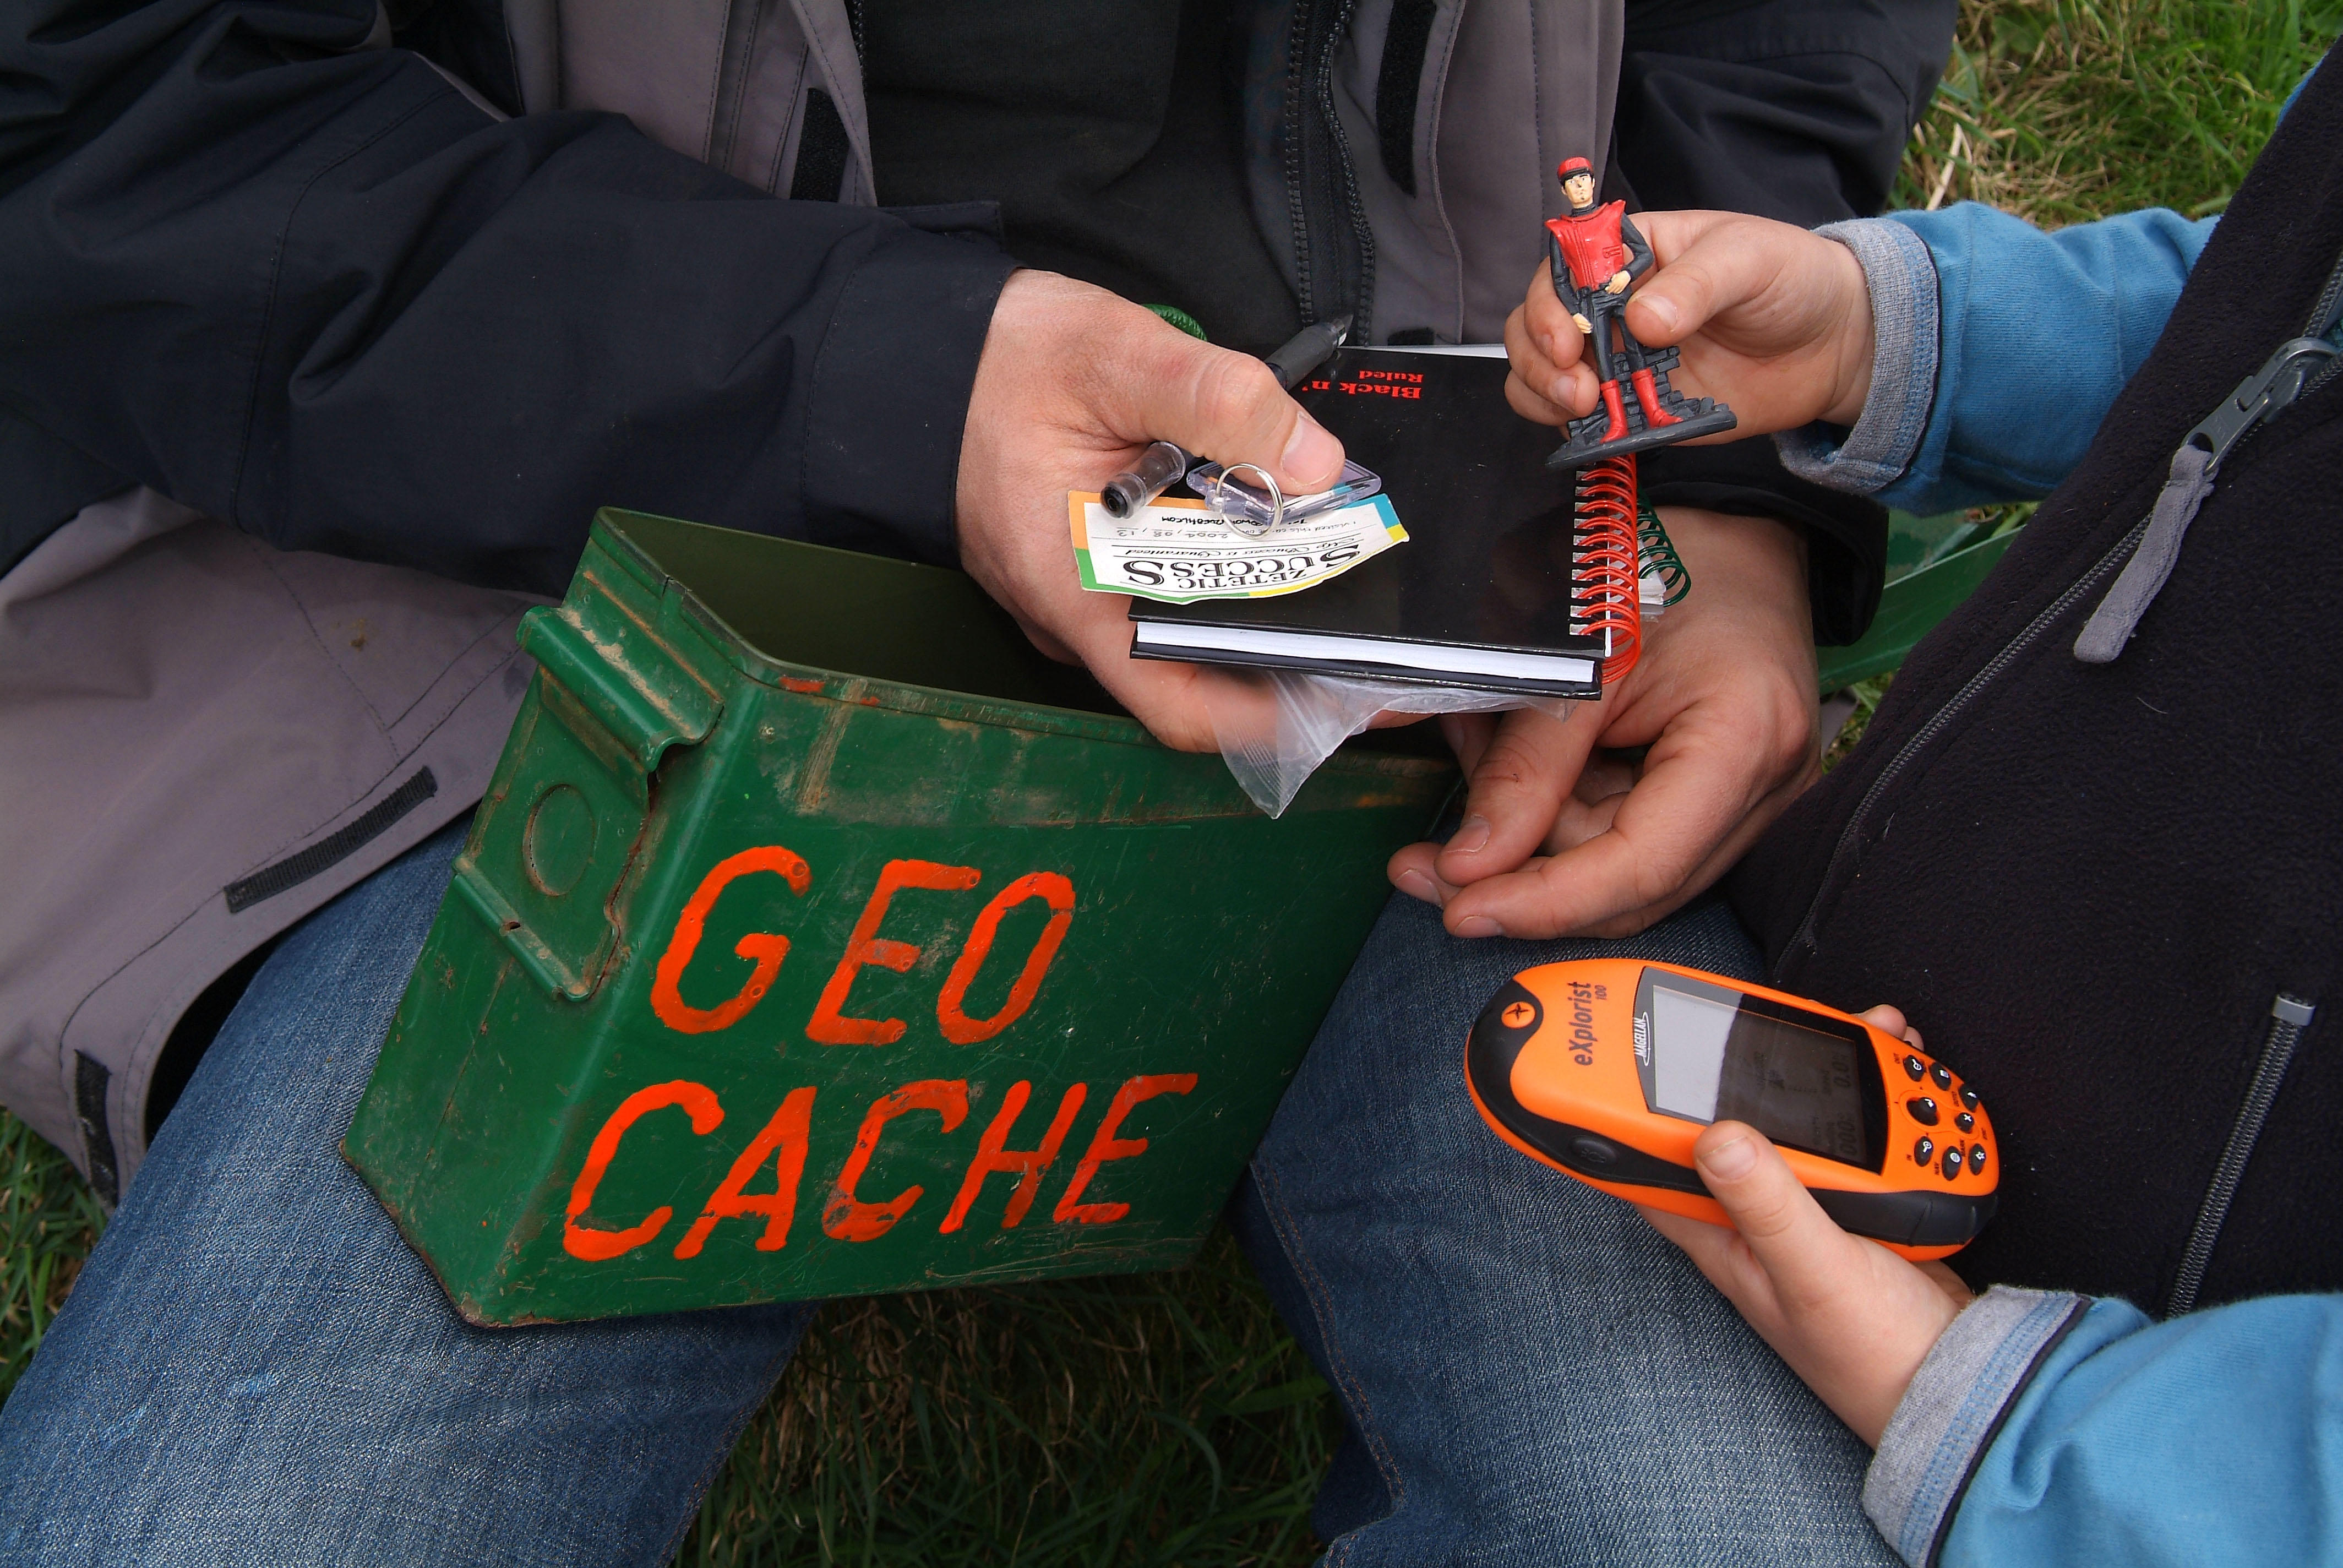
[1897,0,2342,222]
[0,1112,107,1402]
[678,1233,1338,1566]
[3,3,2336,1558]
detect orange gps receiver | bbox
[1466,961,1997,1260]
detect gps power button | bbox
[1569,1135,1620,1167]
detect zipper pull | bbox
[2077,337,2339,663]
[2183,336,2337,478]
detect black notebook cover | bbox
[1126,347,1605,698]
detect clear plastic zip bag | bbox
[1204,669,1585,818]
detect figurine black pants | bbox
[1579,290,1652,387]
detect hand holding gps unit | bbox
[1466,961,1997,1259]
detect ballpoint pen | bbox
[1097,315,1356,519]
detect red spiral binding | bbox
[1572,454,1642,685]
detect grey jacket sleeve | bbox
[1863,1285,2089,1565]
[1774,219,1944,497]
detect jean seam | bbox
[1250,1155,1406,1561]
[649,1315,815,1566]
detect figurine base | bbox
[1545,404,1737,470]
[1543,346,1737,471]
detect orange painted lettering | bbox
[935,872,1076,1045]
[672,1086,818,1258]
[938,1080,1089,1233]
[805,859,980,1045]
[821,1079,970,1241]
[1053,1073,1199,1224]
[564,1080,723,1261]
[650,846,812,1033]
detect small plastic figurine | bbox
[1542,156,1735,470]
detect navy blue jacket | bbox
[0,0,1017,593]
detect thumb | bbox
[1693,1121,1861,1299]
[1435,704,1601,892]
[1619,211,1778,347]
[1138,337,1347,493]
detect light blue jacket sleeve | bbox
[1862,1285,2343,1567]
[1775,204,2215,515]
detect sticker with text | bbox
[1068,491,1407,603]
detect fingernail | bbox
[1639,295,1679,335]
[1701,1134,1758,1180]
[1395,869,1440,904]
[1448,815,1491,854]
[1453,914,1505,939]
[1281,411,1342,486]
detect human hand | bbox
[1505,211,1876,437]
[1639,1011,1975,1446]
[1387,507,1819,938]
[1605,270,1631,295]
[956,270,1347,751]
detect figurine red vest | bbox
[1549,199,1634,293]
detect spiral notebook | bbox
[1125,346,1611,699]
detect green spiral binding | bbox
[1638,500,1691,607]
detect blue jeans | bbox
[0,826,1884,1565]
[0,820,816,1565]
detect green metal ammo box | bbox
[345,510,1453,1325]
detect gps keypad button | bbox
[1955,1112,1976,1134]
[1908,1096,1940,1126]
[1969,1145,1987,1175]
[1941,1146,1964,1181]
[1931,1063,1953,1090]
[1960,1086,1980,1110]
[1904,1055,1927,1081]
[1913,1136,1935,1166]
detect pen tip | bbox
[1327,314,1354,345]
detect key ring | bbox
[1212,462,1282,536]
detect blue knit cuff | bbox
[1863,1286,2089,1566]
[1774,218,1942,496]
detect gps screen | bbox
[1645,984,1871,1167]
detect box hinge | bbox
[517,603,720,775]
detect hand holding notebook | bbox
[953,271,1348,753]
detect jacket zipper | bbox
[1284,0,1375,340]
[1789,242,2343,962]
[2179,247,2343,476]
[2166,994,2317,1316]
[2145,231,2340,1308]
[1783,514,2150,962]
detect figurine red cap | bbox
[1557,156,1594,178]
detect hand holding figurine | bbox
[1536,159,1735,467]
[1509,209,1876,440]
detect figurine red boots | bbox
[1630,367,1680,429]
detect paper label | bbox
[1070,492,1408,604]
